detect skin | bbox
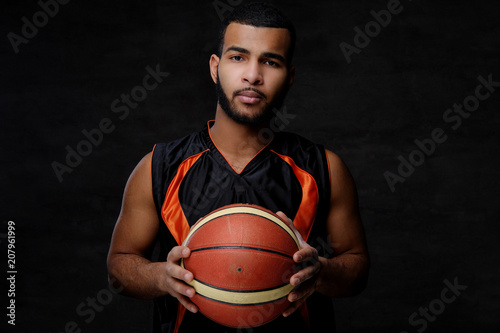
[107,22,369,319]
[209,24,295,172]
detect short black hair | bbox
[217,2,296,66]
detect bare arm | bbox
[315,150,369,297]
[282,149,369,316]
[107,153,198,312]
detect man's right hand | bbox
[162,245,198,313]
[107,153,199,313]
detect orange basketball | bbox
[181,204,300,328]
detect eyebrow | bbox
[261,52,286,64]
[225,46,250,55]
[225,46,286,64]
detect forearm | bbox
[107,253,167,300]
[316,252,369,298]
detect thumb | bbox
[275,211,307,248]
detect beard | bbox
[215,72,288,126]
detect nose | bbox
[242,60,262,85]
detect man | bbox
[107,3,369,332]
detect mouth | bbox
[234,89,266,105]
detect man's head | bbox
[218,3,296,67]
[210,3,296,126]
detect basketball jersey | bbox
[150,121,336,333]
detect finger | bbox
[165,272,198,313]
[165,260,194,284]
[288,280,316,303]
[177,293,199,313]
[293,246,318,263]
[283,296,306,317]
[290,262,320,286]
[275,211,308,248]
[165,270,195,295]
[287,290,313,307]
[275,211,291,224]
[284,282,316,317]
[167,245,191,262]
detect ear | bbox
[209,54,220,84]
[287,65,295,88]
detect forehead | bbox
[222,23,291,57]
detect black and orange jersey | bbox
[150,121,336,333]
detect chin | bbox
[224,105,272,126]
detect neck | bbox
[210,105,273,170]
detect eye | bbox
[230,55,243,61]
[264,60,279,67]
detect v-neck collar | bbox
[202,120,274,175]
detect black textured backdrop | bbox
[1,0,499,332]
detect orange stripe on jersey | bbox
[271,150,319,241]
[300,304,311,331]
[161,149,209,245]
[174,304,186,333]
[150,144,157,205]
[162,149,208,333]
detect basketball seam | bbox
[189,245,293,258]
[183,206,300,250]
[193,278,292,294]
[195,293,289,307]
[194,212,292,236]
[189,278,294,306]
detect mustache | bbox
[233,87,267,99]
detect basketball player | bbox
[107,3,369,332]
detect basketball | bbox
[181,204,301,328]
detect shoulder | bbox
[271,131,327,162]
[324,149,352,179]
[152,129,208,167]
[272,131,319,149]
[324,149,343,172]
[324,149,358,204]
[153,131,204,157]
[272,132,332,189]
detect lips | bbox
[235,89,265,105]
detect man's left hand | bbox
[276,211,322,317]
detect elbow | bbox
[106,253,126,296]
[349,270,369,296]
[322,253,370,298]
[348,254,370,296]
[107,274,126,296]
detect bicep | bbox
[108,152,160,258]
[325,150,368,256]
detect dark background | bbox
[1,0,499,332]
